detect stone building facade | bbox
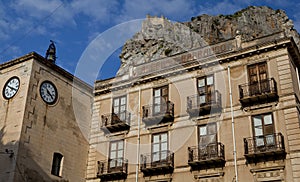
[0,52,92,181]
[1,6,300,182]
[86,28,300,182]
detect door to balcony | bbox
[244,113,286,163]
[113,96,127,122]
[199,124,217,145]
[239,62,278,107]
[109,140,124,172]
[153,86,168,116]
[248,62,268,96]
[197,76,214,105]
[252,113,275,152]
[140,132,174,176]
[142,86,174,126]
[198,123,217,159]
[187,124,225,170]
[152,133,168,166]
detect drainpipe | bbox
[228,66,238,182]
[136,88,141,182]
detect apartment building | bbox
[86,30,300,182]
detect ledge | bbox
[250,166,285,173]
[194,172,225,179]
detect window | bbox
[197,76,214,104]
[198,123,217,159]
[153,86,168,114]
[152,132,168,162]
[113,96,126,121]
[109,140,124,170]
[198,123,217,146]
[51,153,63,176]
[248,62,267,84]
[252,113,274,147]
[248,62,269,94]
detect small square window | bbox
[198,79,205,88]
[207,76,214,85]
[154,89,161,97]
[199,126,207,136]
[199,95,206,104]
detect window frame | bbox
[251,113,275,148]
[108,140,124,170]
[198,122,217,147]
[247,62,268,84]
[197,75,214,105]
[251,113,274,137]
[153,86,169,115]
[151,132,169,163]
[197,75,214,94]
[112,95,127,121]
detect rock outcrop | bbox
[117,6,300,76]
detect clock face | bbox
[3,76,20,99]
[40,81,58,105]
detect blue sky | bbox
[1,0,300,84]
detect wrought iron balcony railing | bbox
[188,142,225,169]
[244,133,286,163]
[140,150,174,176]
[97,158,128,181]
[142,101,174,125]
[187,91,222,117]
[239,78,278,107]
[101,111,131,133]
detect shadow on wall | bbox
[0,126,16,181]
[0,126,67,182]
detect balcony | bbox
[244,133,286,163]
[97,158,128,181]
[142,101,174,126]
[187,91,222,118]
[188,142,225,170]
[239,78,278,107]
[101,111,130,133]
[140,150,174,176]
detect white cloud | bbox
[13,0,63,16]
[0,2,11,40]
[11,0,75,27]
[9,45,22,58]
[0,19,10,40]
[71,0,120,23]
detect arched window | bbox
[51,152,63,176]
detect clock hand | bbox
[46,89,54,100]
[7,85,17,91]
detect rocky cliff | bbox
[117,6,300,76]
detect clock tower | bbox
[0,51,92,182]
